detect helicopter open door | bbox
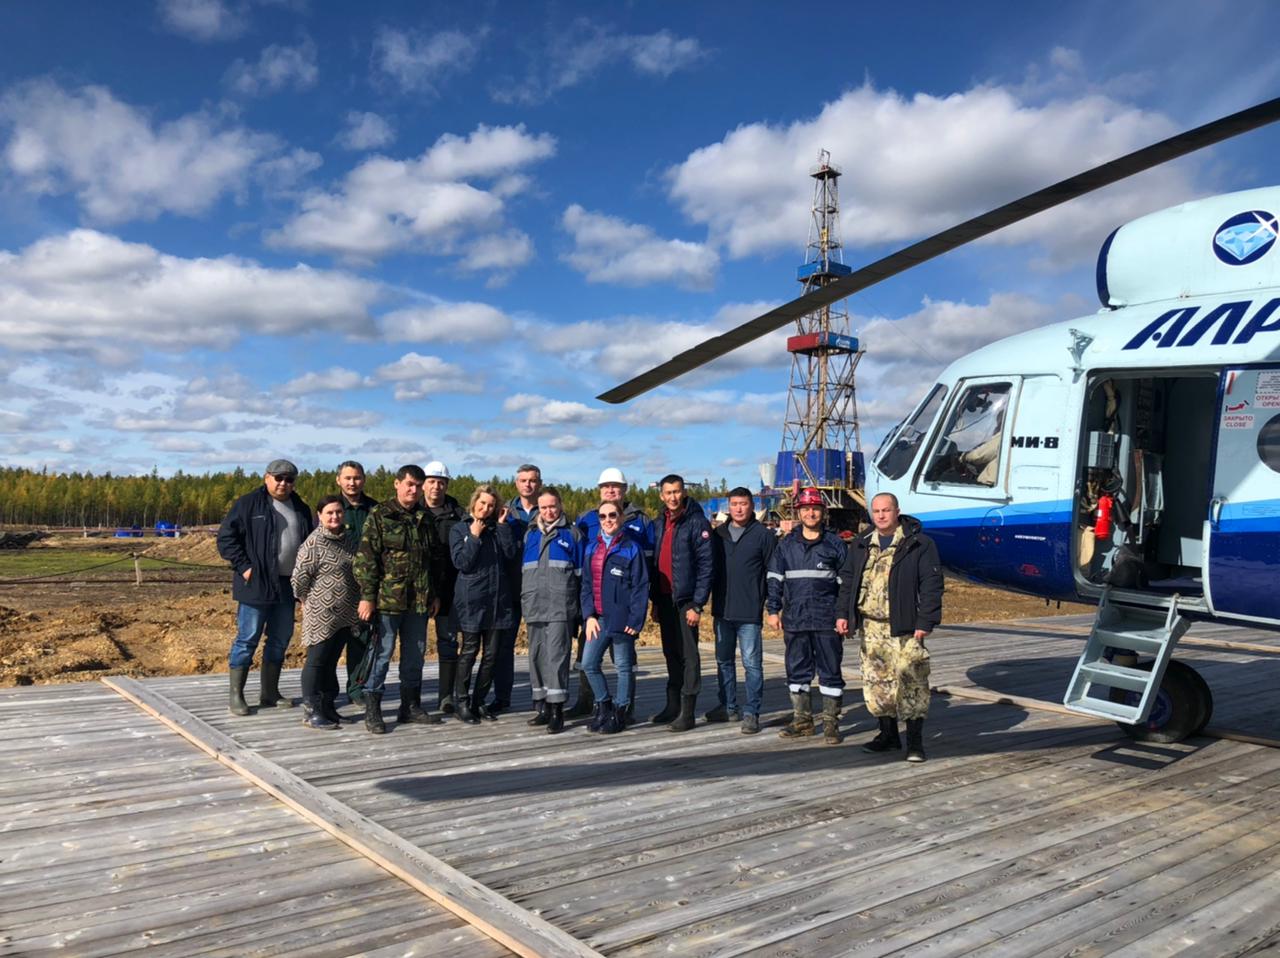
[1205,366,1280,622]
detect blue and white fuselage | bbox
[867,186,1280,628]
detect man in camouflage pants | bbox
[354,464,443,735]
[837,493,943,762]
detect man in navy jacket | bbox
[650,474,713,732]
[217,459,314,716]
[766,487,848,744]
[710,488,776,734]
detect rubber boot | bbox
[822,694,843,745]
[527,700,548,726]
[228,667,250,716]
[779,691,816,739]
[589,699,612,733]
[320,692,342,725]
[399,687,443,725]
[364,692,386,734]
[565,671,594,718]
[650,686,680,725]
[259,661,292,708]
[905,718,927,763]
[863,715,901,753]
[667,694,697,733]
[437,660,457,714]
[546,701,565,734]
[304,694,338,729]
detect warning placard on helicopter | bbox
[1256,371,1280,408]
[1222,412,1255,429]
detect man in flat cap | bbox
[217,458,314,716]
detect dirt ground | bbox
[0,533,1089,687]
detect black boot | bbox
[602,702,624,734]
[320,692,342,725]
[905,718,927,762]
[546,701,565,734]
[528,700,549,726]
[667,695,697,733]
[228,667,250,716]
[364,692,386,734]
[651,686,680,724]
[589,699,612,733]
[779,691,816,739]
[565,671,594,718]
[454,656,479,723]
[822,694,843,745]
[475,696,498,722]
[399,687,442,725]
[304,695,337,729]
[863,715,901,753]
[437,660,457,714]
[259,661,293,708]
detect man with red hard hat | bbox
[766,487,848,744]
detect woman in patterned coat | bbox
[291,495,360,729]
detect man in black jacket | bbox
[216,459,315,716]
[836,492,943,762]
[709,487,776,734]
[651,474,713,733]
[422,461,466,713]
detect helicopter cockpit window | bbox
[923,382,1012,486]
[876,383,947,481]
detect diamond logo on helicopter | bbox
[1213,210,1279,264]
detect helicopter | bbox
[599,96,1280,744]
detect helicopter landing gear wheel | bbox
[1111,659,1213,744]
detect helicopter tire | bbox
[1110,659,1211,744]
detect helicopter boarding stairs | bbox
[1063,586,1191,725]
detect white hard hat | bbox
[597,467,627,486]
[423,461,450,479]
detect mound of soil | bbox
[140,531,225,567]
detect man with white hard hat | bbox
[422,461,467,714]
[568,467,655,719]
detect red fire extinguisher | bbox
[1094,495,1114,540]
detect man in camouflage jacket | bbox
[354,464,442,733]
[836,492,943,762]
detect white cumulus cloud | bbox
[157,0,244,41]
[1,81,284,222]
[667,82,1190,268]
[269,123,555,263]
[373,352,481,399]
[278,367,368,396]
[337,111,396,151]
[0,229,380,354]
[381,301,513,342]
[226,38,319,96]
[561,204,719,290]
[373,26,481,94]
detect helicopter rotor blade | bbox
[598,95,1280,404]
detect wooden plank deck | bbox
[9,613,1280,955]
[0,683,514,958]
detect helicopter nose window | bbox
[876,383,948,480]
[923,382,1012,486]
[1259,415,1280,474]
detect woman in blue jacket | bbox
[449,484,519,723]
[579,502,649,734]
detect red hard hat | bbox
[796,487,823,507]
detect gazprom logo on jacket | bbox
[1213,210,1278,265]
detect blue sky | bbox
[2,1,1279,488]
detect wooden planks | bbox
[0,681,509,958]
[102,675,602,958]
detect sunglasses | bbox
[270,474,296,483]
[599,511,621,519]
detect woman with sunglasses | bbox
[450,483,519,723]
[579,500,650,733]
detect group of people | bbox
[216,457,943,760]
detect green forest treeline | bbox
[0,466,731,528]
